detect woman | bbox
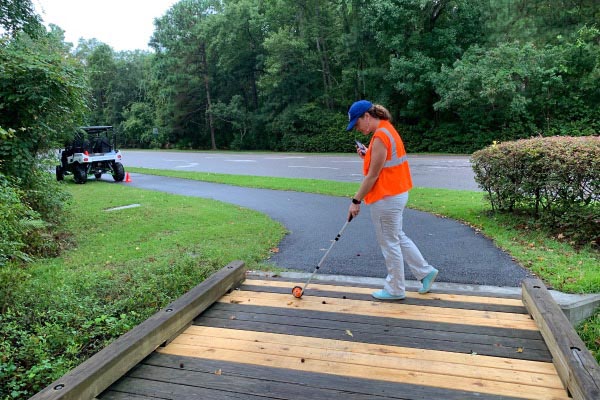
[346,100,438,300]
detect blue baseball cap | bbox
[346,100,373,130]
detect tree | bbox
[434,24,600,152]
[0,32,89,180]
[365,0,485,122]
[151,0,223,149]
[0,0,42,37]
[79,0,599,153]
[208,0,267,111]
[121,102,158,148]
[483,0,600,46]
[434,43,547,148]
[209,95,252,149]
[85,43,117,124]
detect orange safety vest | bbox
[362,120,413,204]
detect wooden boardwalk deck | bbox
[99,278,568,400]
[31,261,600,400]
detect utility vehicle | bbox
[56,126,125,184]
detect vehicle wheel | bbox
[56,165,64,181]
[73,165,88,184]
[94,173,102,179]
[112,162,125,182]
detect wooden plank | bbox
[241,284,527,314]
[134,352,524,400]
[199,304,552,360]
[125,363,383,400]
[158,341,569,400]
[522,278,600,400]
[226,290,529,321]
[176,326,562,386]
[205,302,543,340]
[188,324,553,374]
[247,276,523,299]
[198,314,551,361]
[244,279,525,307]
[106,376,267,399]
[220,290,539,330]
[97,392,153,400]
[94,277,574,400]
[30,261,247,400]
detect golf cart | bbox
[56,126,126,184]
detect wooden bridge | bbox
[31,261,600,400]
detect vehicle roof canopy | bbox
[78,126,113,134]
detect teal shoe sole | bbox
[372,289,406,300]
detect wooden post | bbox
[522,278,600,400]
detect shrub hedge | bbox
[471,136,599,246]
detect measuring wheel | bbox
[292,286,303,299]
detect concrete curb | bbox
[247,271,600,327]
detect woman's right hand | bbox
[349,202,360,219]
[356,146,366,158]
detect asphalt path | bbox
[122,172,532,287]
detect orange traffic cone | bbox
[125,172,131,182]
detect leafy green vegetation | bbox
[0,182,285,399]
[472,137,599,247]
[0,6,88,268]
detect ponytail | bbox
[367,104,392,121]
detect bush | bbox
[0,173,41,266]
[0,163,71,267]
[471,136,599,246]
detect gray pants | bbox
[370,192,434,296]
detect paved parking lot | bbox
[123,150,480,191]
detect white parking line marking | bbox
[288,166,339,170]
[174,163,199,168]
[265,157,305,160]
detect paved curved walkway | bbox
[124,173,533,287]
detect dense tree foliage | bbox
[0,0,42,37]
[73,0,598,153]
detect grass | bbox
[62,182,286,270]
[126,167,358,196]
